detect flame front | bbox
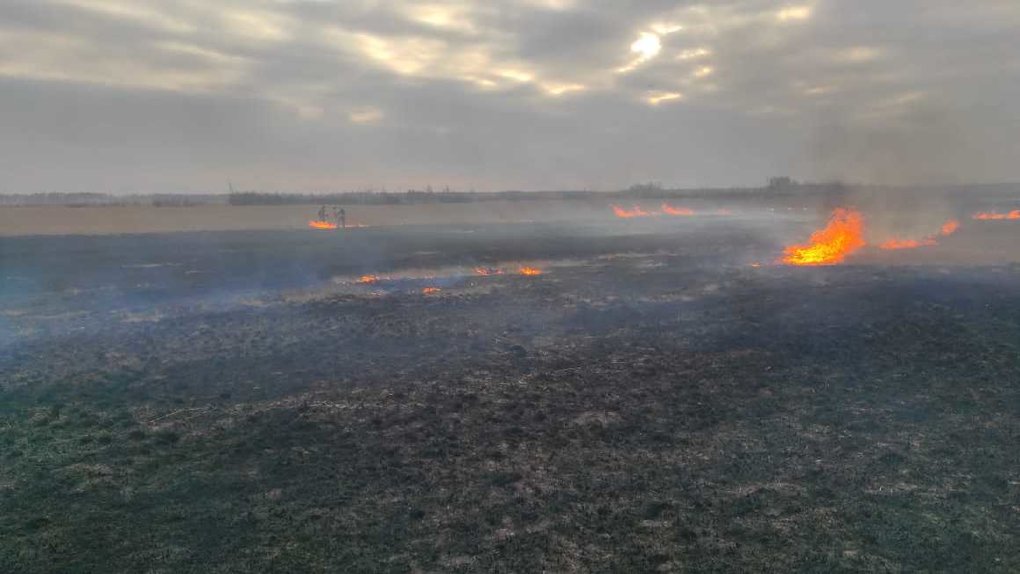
[612,203,698,218]
[519,266,543,276]
[308,220,338,230]
[782,208,865,266]
[973,210,1020,220]
[878,219,961,251]
[660,203,695,216]
[421,287,441,294]
[879,238,937,251]
[612,205,654,218]
[357,274,380,284]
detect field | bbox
[0,201,639,236]
[2,203,1019,572]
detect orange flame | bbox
[357,274,380,284]
[879,237,937,251]
[519,266,543,276]
[308,220,338,230]
[661,203,695,216]
[878,219,961,251]
[782,208,866,266]
[612,205,654,218]
[421,287,441,295]
[973,209,1020,220]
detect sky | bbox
[1,0,1018,193]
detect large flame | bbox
[357,274,380,284]
[660,203,695,216]
[518,266,543,276]
[612,205,654,218]
[973,210,1020,220]
[782,208,866,266]
[308,220,338,230]
[941,219,960,235]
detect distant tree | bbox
[626,182,664,194]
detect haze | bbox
[1,0,1018,193]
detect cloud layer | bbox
[1,0,1018,192]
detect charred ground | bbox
[1,220,1019,572]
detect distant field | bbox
[0,201,631,236]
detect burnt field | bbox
[2,218,1020,572]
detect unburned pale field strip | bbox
[0,201,626,236]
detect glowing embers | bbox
[782,208,866,266]
[972,210,1020,221]
[308,220,337,230]
[344,263,546,296]
[474,265,543,276]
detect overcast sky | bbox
[1,0,1018,193]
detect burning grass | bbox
[308,220,338,230]
[612,204,654,218]
[782,208,866,266]
[878,238,937,251]
[973,209,1020,220]
[660,203,695,216]
[612,203,698,218]
[877,219,960,251]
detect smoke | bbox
[809,100,985,187]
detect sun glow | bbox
[631,32,662,60]
[645,91,683,105]
[777,6,812,22]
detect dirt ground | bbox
[1,216,1019,572]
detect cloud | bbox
[348,106,384,124]
[0,0,1018,192]
[644,91,683,106]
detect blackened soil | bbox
[1,223,1019,572]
